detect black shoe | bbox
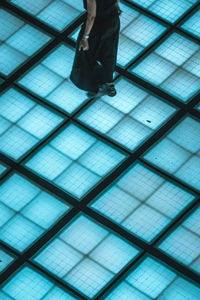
[106,83,117,97]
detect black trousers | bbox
[70,12,120,92]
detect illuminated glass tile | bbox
[18,65,63,97]
[158,277,200,299]
[0,203,15,227]
[0,174,39,211]
[130,33,200,101]
[0,126,38,160]
[122,15,166,47]
[34,238,83,277]
[6,24,51,56]
[110,117,153,150]
[130,52,177,85]
[105,282,150,300]
[43,287,76,300]
[25,145,72,180]
[183,50,200,77]
[78,78,175,151]
[90,234,139,273]
[155,33,199,66]
[181,9,200,38]
[146,181,195,218]
[0,9,24,41]
[37,1,82,31]
[2,267,53,300]
[160,68,200,101]
[65,258,113,297]
[46,80,88,114]
[0,88,35,122]
[0,44,27,76]
[144,138,191,173]
[144,116,200,190]
[78,101,124,134]
[117,34,143,67]
[122,204,170,241]
[116,3,166,67]
[0,248,14,273]
[126,257,176,298]
[10,0,53,15]
[175,156,200,190]
[0,214,43,252]
[50,124,96,159]
[34,215,140,297]
[91,163,194,241]
[21,192,69,229]
[0,173,70,252]
[130,0,198,23]
[18,105,63,139]
[149,0,197,23]
[55,163,100,198]
[130,95,176,129]
[0,116,11,135]
[168,117,200,153]
[78,142,125,176]
[0,9,51,76]
[0,292,13,299]
[42,45,74,78]
[159,208,200,270]
[0,163,6,175]
[25,123,125,199]
[0,88,63,160]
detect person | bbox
[69,0,121,98]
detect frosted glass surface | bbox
[0,173,70,252]
[159,208,200,273]
[91,163,194,242]
[0,88,63,160]
[130,0,198,23]
[0,9,51,75]
[181,9,200,38]
[78,77,176,151]
[0,248,14,273]
[34,215,140,297]
[130,33,200,102]
[144,116,200,191]
[25,123,126,199]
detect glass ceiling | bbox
[0,0,200,299]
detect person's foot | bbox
[106,83,117,97]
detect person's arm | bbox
[79,0,96,51]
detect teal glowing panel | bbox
[117,3,166,67]
[129,0,198,23]
[181,9,200,38]
[78,77,176,151]
[0,248,14,273]
[0,88,63,160]
[129,33,200,102]
[18,44,88,114]
[0,163,7,175]
[106,257,200,299]
[90,163,195,242]
[25,123,126,199]
[0,173,70,252]
[10,0,84,31]
[144,116,200,191]
[0,9,51,76]
[159,207,200,274]
[33,214,140,298]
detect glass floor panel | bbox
[0,0,199,298]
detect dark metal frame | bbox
[0,0,200,298]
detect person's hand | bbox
[79,38,89,51]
